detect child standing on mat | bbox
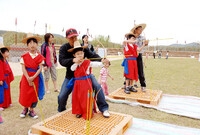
[67,40,104,119]
[98,59,114,96]
[122,31,146,94]
[19,33,45,119]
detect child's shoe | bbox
[76,114,82,118]
[141,87,146,92]
[103,110,110,118]
[129,86,137,92]
[28,110,38,119]
[134,84,138,88]
[124,87,130,94]
[20,108,28,118]
[0,115,3,124]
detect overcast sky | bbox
[0,0,200,45]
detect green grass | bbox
[1,57,200,135]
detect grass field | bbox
[0,56,200,135]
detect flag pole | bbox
[45,23,47,34]
[62,27,64,37]
[15,17,17,45]
[34,20,36,34]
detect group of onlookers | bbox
[0,23,149,123]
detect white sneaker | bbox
[20,108,28,118]
[28,110,38,119]
[141,87,146,92]
[20,113,26,118]
[103,110,110,118]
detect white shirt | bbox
[71,61,103,75]
[20,52,44,65]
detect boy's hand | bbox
[28,81,33,86]
[73,58,83,64]
[27,76,34,82]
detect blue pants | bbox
[58,74,109,112]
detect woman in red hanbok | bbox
[0,46,14,109]
[19,34,45,119]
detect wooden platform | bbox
[30,109,132,135]
[109,88,163,106]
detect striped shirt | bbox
[100,67,109,82]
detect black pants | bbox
[137,53,146,87]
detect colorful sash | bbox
[4,74,8,90]
[67,75,91,89]
[121,57,137,74]
[0,81,8,104]
[26,67,45,100]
